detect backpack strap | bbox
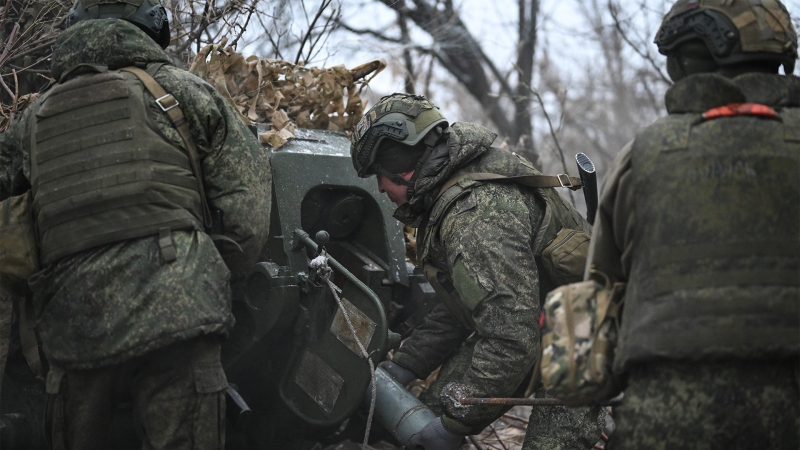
[19,295,44,380]
[119,66,213,229]
[437,172,583,198]
[422,263,476,330]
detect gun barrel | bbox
[576,153,598,225]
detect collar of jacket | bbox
[50,19,172,81]
[393,122,497,227]
[665,72,800,114]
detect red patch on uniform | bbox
[539,311,546,327]
[702,103,777,120]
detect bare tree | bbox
[0,0,342,131]
[339,0,544,166]
[248,0,342,64]
[534,0,671,183]
[0,0,67,130]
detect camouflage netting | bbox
[189,37,386,149]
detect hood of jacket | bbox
[394,121,497,227]
[51,19,171,81]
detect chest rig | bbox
[615,76,800,369]
[418,148,592,329]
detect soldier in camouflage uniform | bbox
[350,94,604,449]
[0,0,271,448]
[585,1,800,448]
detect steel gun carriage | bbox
[0,127,439,449]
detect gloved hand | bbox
[378,360,417,386]
[407,417,464,450]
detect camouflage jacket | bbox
[392,123,547,432]
[0,19,271,370]
[586,72,800,373]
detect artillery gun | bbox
[0,127,439,449]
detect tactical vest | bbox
[419,147,592,329]
[614,104,800,372]
[30,67,204,265]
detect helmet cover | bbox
[351,93,447,177]
[67,0,171,49]
[655,0,798,74]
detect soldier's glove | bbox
[407,417,464,450]
[378,360,416,386]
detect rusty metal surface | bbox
[441,382,620,420]
[329,297,376,356]
[293,350,344,414]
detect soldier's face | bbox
[377,171,414,206]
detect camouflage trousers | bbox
[45,334,228,450]
[419,339,604,450]
[0,290,12,400]
[609,360,800,450]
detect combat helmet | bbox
[655,0,798,76]
[66,0,170,49]
[351,93,448,198]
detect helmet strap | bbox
[373,164,414,188]
[370,126,445,203]
[405,125,444,201]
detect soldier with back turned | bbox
[585,1,800,448]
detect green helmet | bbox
[66,0,170,49]
[655,0,798,75]
[351,93,448,178]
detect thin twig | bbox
[0,73,15,99]
[502,413,529,425]
[0,23,21,67]
[469,435,488,450]
[489,424,509,450]
[12,69,19,116]
[0,0,12,24]
[294,0,332,64]
[336,20,403,43]
[526,83,576,206]
[4,37,57,63]
[305,6,339,64]
[230,0,257,48]
[607,0,671,85]
[174,0,230,55]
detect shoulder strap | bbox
[422,263,476,330]
[437,172,583,198]
[19,296,44,380]
[119,66,213,229]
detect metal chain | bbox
[310,256,377,449]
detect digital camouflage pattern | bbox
[609,360,800,450]
[0,289,12,399]
[540,280,622,406]
[391,122,603,445]
[418,338,606,450]
[588,72,800,373]
[46,335,227,449]
[392,122,496,228]
[587,70,799,446]
[0,19,271,370]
